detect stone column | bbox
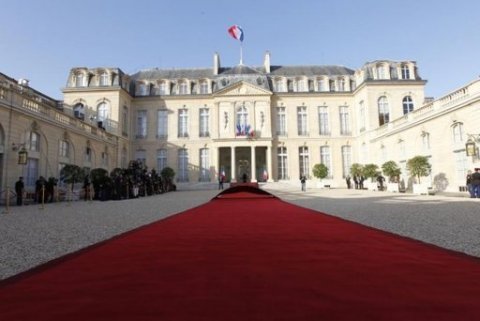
[251,145,257,182]
[231,146,236,182]
[267,145,273,182]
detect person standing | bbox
[15,177,24,206]
[470,168,480,198]
[466,170,474,198]
[218,175,224,190]
[300,175,306,192]
[346,176,352,189]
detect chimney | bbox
[213,52,221,75]
[263,51,271,74]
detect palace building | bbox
[1,51,479,196]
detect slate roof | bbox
[130,64,354,81]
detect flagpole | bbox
[240,42,243,65]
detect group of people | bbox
[466,168,480,198]
[14,176,57,206]
[345,176,366,190]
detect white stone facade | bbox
[1,53,479,196]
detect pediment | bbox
[214,81,272,97]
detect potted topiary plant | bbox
[407,155,432,195]
[312,163,329,188]
[363,163,380,191]
[382,160,402,192]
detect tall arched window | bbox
[277,146,288,180]
[402,96,414,114]
[378,96,389,126]
[299,146,309,178]
[73,103,85,120]
[452,123,464,144]
[236,105,249,135]
[97,102,109,122]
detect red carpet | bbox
[1,187,480,320]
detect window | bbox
[157,149,167,171]
[297,106,308,136]
[402,96,414,114]
[157,109,168,138]
[275,79,285,92]
[379,145,387,163]
[85,147,92,163]
[361,143,367,164]
[159,82,167,95]
[377,65,387,79]
[59,140,69,158]
[236,105,249,136]
[199,148,210,181]
[339,106,350,135]
[178,149,189,182]
[75,73,85,87]
[178,109,189,137]
[399,140,406,160]
[277,147,288,180]
[296,79,306,92]
[422,132,431,152]
[359,101,366,131]
[28,132,40,152]
[320,146,331,177]
[199,108,210,137]
[101,152,108,167]
[338,78,345,91]
[199,81,209,94]
[135,150,146,166]
[121,148,127,168]
[329,80,335,91]
[318,78,327,92]
[25,158,39,186]
[378,96,389,126]
[136,110,147,138]
[99,72,109,86]
[276,107,286,135]
[138,83,148,96]
[299,146,309,178]
[97,102,109,123]
[401,64,410,79]
[452,123,464,144]
[454,151,469,183]
[179,81,188,95]
[318,106,329,135]
[73,103,85,120]
[122,106,128,136]
[341,146,352,178]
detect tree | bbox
[363,163,379,182]
[161,167,176,191]
[350,163,364,178]
[312,163,329,180]
[407,156,431,183]
[382,161,401,183]
[60,164,85,191]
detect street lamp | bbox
[466,134,480,157]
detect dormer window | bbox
[99,72,109,86]
[401,64,410,80]
[75,73,85,87]
[377,65,386,79]
[317,78,327,92]
[275,78,285,92]
[138,83,149,96]
[338,78,346,91]
[159,81,167,95]
[179,81,188,95]
[199,81,209,94]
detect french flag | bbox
[228,25,244,42]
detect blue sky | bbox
[1,0,479,99]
